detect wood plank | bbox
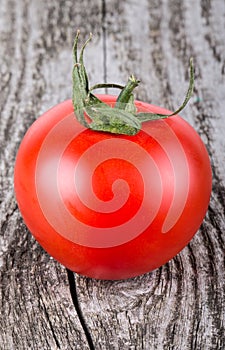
[0,0,102,349]
[0,0,224,349]
[75,0,225,349]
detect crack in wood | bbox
[66,269,95,350]
[101,0,107,87]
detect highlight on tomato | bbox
[14,31,212,280]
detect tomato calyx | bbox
[72,30,194,136]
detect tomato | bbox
[14,95,212,280]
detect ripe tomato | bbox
[14,95,212,280]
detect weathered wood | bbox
[1,0,225,349]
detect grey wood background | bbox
[0,0,225,349]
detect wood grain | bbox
[0,0,224,349]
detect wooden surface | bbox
[1,0,225,349]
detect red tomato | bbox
[14,95,212,280]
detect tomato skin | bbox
[14,95,212,280]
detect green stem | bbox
[116,75,140,108]
[137,58,194,122]
[89,83,125,92]
[168,57,194,116]
[72,32,194,136]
